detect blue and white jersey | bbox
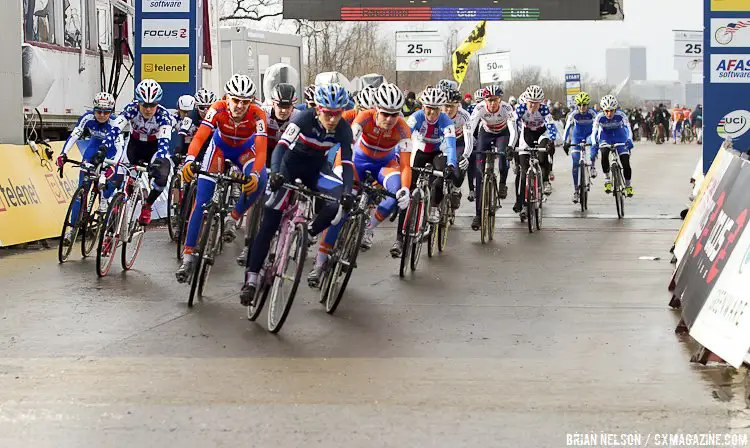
[273,108,354,192]
[61,111,124,162]
[407,110,457,167]
[112,101,176,158]
[591,109,633,149]
[563,107,598,145]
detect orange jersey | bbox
[188,100,268,173]
[683,109,692,120]
[353,109,411,159]
[671,108,685,122]
[343,108,358,125]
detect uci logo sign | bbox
[717,110,750,139]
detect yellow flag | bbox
[452,21,487,85]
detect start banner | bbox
[0,142,82,247]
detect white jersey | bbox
[512,103,558,149]
[464,101,516,152]
[450,107,471,140]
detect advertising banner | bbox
[703,0,750,172]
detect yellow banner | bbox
[0,142,82,247]
[452,21,487,85]
[141,53,190,83]
[711,0,750,11]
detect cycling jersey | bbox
[407,110,457,167]
[449,107,472,144]
[113,101,175,159]
[351,109,411,158]
[513,103,558,148]
[187,99,268,175]
[563,107,598,145]
[342,108,358,125]
[261,105,299,146]
[465,101,516,151]
[174,109,201,156]
[61,111,123,161]
[591,110,633,151]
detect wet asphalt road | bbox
[2,142,749,447]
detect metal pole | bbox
[395,31,399,88]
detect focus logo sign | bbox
[141,19,190,48]
[142,0,190,13]
[717,110,750,139]
[710,54,750,83]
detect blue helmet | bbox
[314,83,349,109]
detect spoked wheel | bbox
[96,192,125,277]
[481,175,496,243]
[399,199,417,278]
[247,234,277,322]
[579,164,588,213]
[410,196,427,272]
[526,172,537,234]
[614,166,625,219]
[81,186,102,258]
[535,172,543,231]
[188,207,216,307]
[197,213,222,297]
[427,218,437,258]
[324,214,366,314]
[166,174,183,242]
[58,186,87,264]
[267,223,308,333]
[177,182,196,260]
[121,190,146,270]
[438,200,449,252]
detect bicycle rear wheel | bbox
[268,223,308,333]
[121,189,146,270]
[58,186,87,263]
[177,182,196,260]
[325,213,366,314]
[96,192,125,277]
[399,198,417,278]
[526,171,537,234]
[166,174,182,242]
[81,186,101,257]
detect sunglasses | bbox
[197,105,210,111]
[379,110,400,117]
[94,109,112,114]
[228,97,254,106]
[318,107,343,117]
[140,102,158,109]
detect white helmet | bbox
[473,88,484,102]
[194,88,217,107]
[524,85,545,102]
[600,94,619,111]
[225,74,257,99]
[509,96,517,106]
[357,86,377,109]
[420,87,447,107]
[375,83,405,112]
[93,92,115,111]
[518,91,529,104]
[177,95,196,112]
[135,79,163,104]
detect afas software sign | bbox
[141,19,189,48]
[710,55,750,82]
[142,0,190,13]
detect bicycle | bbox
[57,156,107,263]
[318,172,396,314]
[521,144,545,233]
[186,165,248,307]
[247,180,337,332]
[95,161,149,277]
[477,146,503,244]
[572,142,593,213]
[166,154,187,243]
[681,125,694,144]
[400,164,441,278]
[602,143,627,219]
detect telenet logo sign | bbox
[141,54,189,83]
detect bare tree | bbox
[220,0,282,22]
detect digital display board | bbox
[282,0,625,21]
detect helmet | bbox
[483,84,504,98]
[509,96,517,106]
[194,88,216,107]
[420,87,447,107]
[518,91,529,104]
[304,84,316,104]
[600,94,619,111]
[224,74,257,99]
[314,83,350,109]
[524,85,545,102]
[574,92,591,106]
[447,89,462,104]
[357,86,377,109]
[135,79,163,104]
[93,92,115,111]
[177,95,196,112]
[271,83,297,106]
[375,83,405,112]
[473,89,484,102]
[437,79,458,92]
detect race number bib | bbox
[280,123,301,144]
[256,119,267,135]
[204,108,217,122]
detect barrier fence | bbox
[669,147,750,368]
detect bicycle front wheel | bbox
[177,182,196,260]
[58,186,87,264]
[399,200,417,278]
[579,164,588,213]
[96,192,126,277]
[410,194,427,272]
[325,213,366,314]
[81,186,101,257]
[614,165,625,219]
[438,200,449,252]
[188,206,217,307]
[166,174,182,242]
[535,168,544,231]
[121,189,146,270]
[247,234,278,322]
[268,223,308,333]
[526,171,537,233]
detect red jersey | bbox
[353,109,411,159]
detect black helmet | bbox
[304,84,316,104]
[271,83,297,106]
[447,89,462,103]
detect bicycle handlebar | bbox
[282,180,338,203]
[195,168,248,185]
[411,166,445,178]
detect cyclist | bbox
[465,88,485,202]
[111,79,176,225]
[591,94,635,197]
[464,84,516,231]
[691,104,703,144]
[671,104,684,145]
[174,94,198,157]
[511,85,558,219]
[307,83,412,285]
[442,89,472,210]
[390,87,457,258]
[240,83,356,305]
[509,96,518,108]
[562,92,598,204]
[262,83,300,167]
[56,92,124,244]
[295,84,317,111]
[194,88,217,119]
[343,85,377,125]
[175,74,269,283]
